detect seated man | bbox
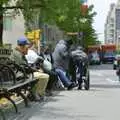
[52,39,75,90]
[9,37,49,101]
[26,44,58,96]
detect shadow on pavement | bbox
[28,106,97,120]
[91,84,120,89]
[7,91,62,120]
[89,64,113,70]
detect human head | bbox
[17,37,29,46]
[44,46,50,54]
[65,39,73,50]
[66,39,73,48]
[17,37,29,55]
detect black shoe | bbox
[67,83,75,90]
[72,82,78,87]
[78,84,82,90]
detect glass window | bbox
[3,16,12,31]
[104,51,115,57]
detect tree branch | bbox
[2,4,45,10]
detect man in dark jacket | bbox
[70,46,88,89]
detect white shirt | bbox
[25,49,40,64]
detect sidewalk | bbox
[13,88,120,120]
[3,91,61,120]
[9,90,95,120]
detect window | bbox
[3,16,13,31]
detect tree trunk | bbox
[0,4,3,45]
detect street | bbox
[1,0,120,120]
[10,64,120,120]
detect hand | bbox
[38,69,43,73]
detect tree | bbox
[0,0,97,47]
[41,0,97,47]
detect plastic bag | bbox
[43,59,52,71]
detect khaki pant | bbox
[34,72,49,96]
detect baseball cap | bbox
[17,37,29,46]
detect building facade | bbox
[104,3,116,44]
[3,13,25,47]
[104,0,120,48]
[3,0,25,47]
[115,0,120,47]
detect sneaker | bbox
[67,83,75,90]
[45,91,53,96]
[78,86,82,90]
[34,94,42,102]
[72,82,78,87]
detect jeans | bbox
[76,61,83,86]
[55,68,72,87]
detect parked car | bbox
[102,51,115,63]
[113,54,120,69]
[101,44,116,63]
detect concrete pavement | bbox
[7,64,120,120]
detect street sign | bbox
[66,32,78,36]
[26,29,42,40]
[77,32,83,39]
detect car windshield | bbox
[104,52,115,57]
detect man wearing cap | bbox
[10,37,29,65]
[10,37,49,101]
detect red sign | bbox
[80,5,88,16]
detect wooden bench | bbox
[0,62,38,120]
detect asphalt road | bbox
[6,64,120,120]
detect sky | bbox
[88,0,117,43]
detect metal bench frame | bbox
[0,62,38,120]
